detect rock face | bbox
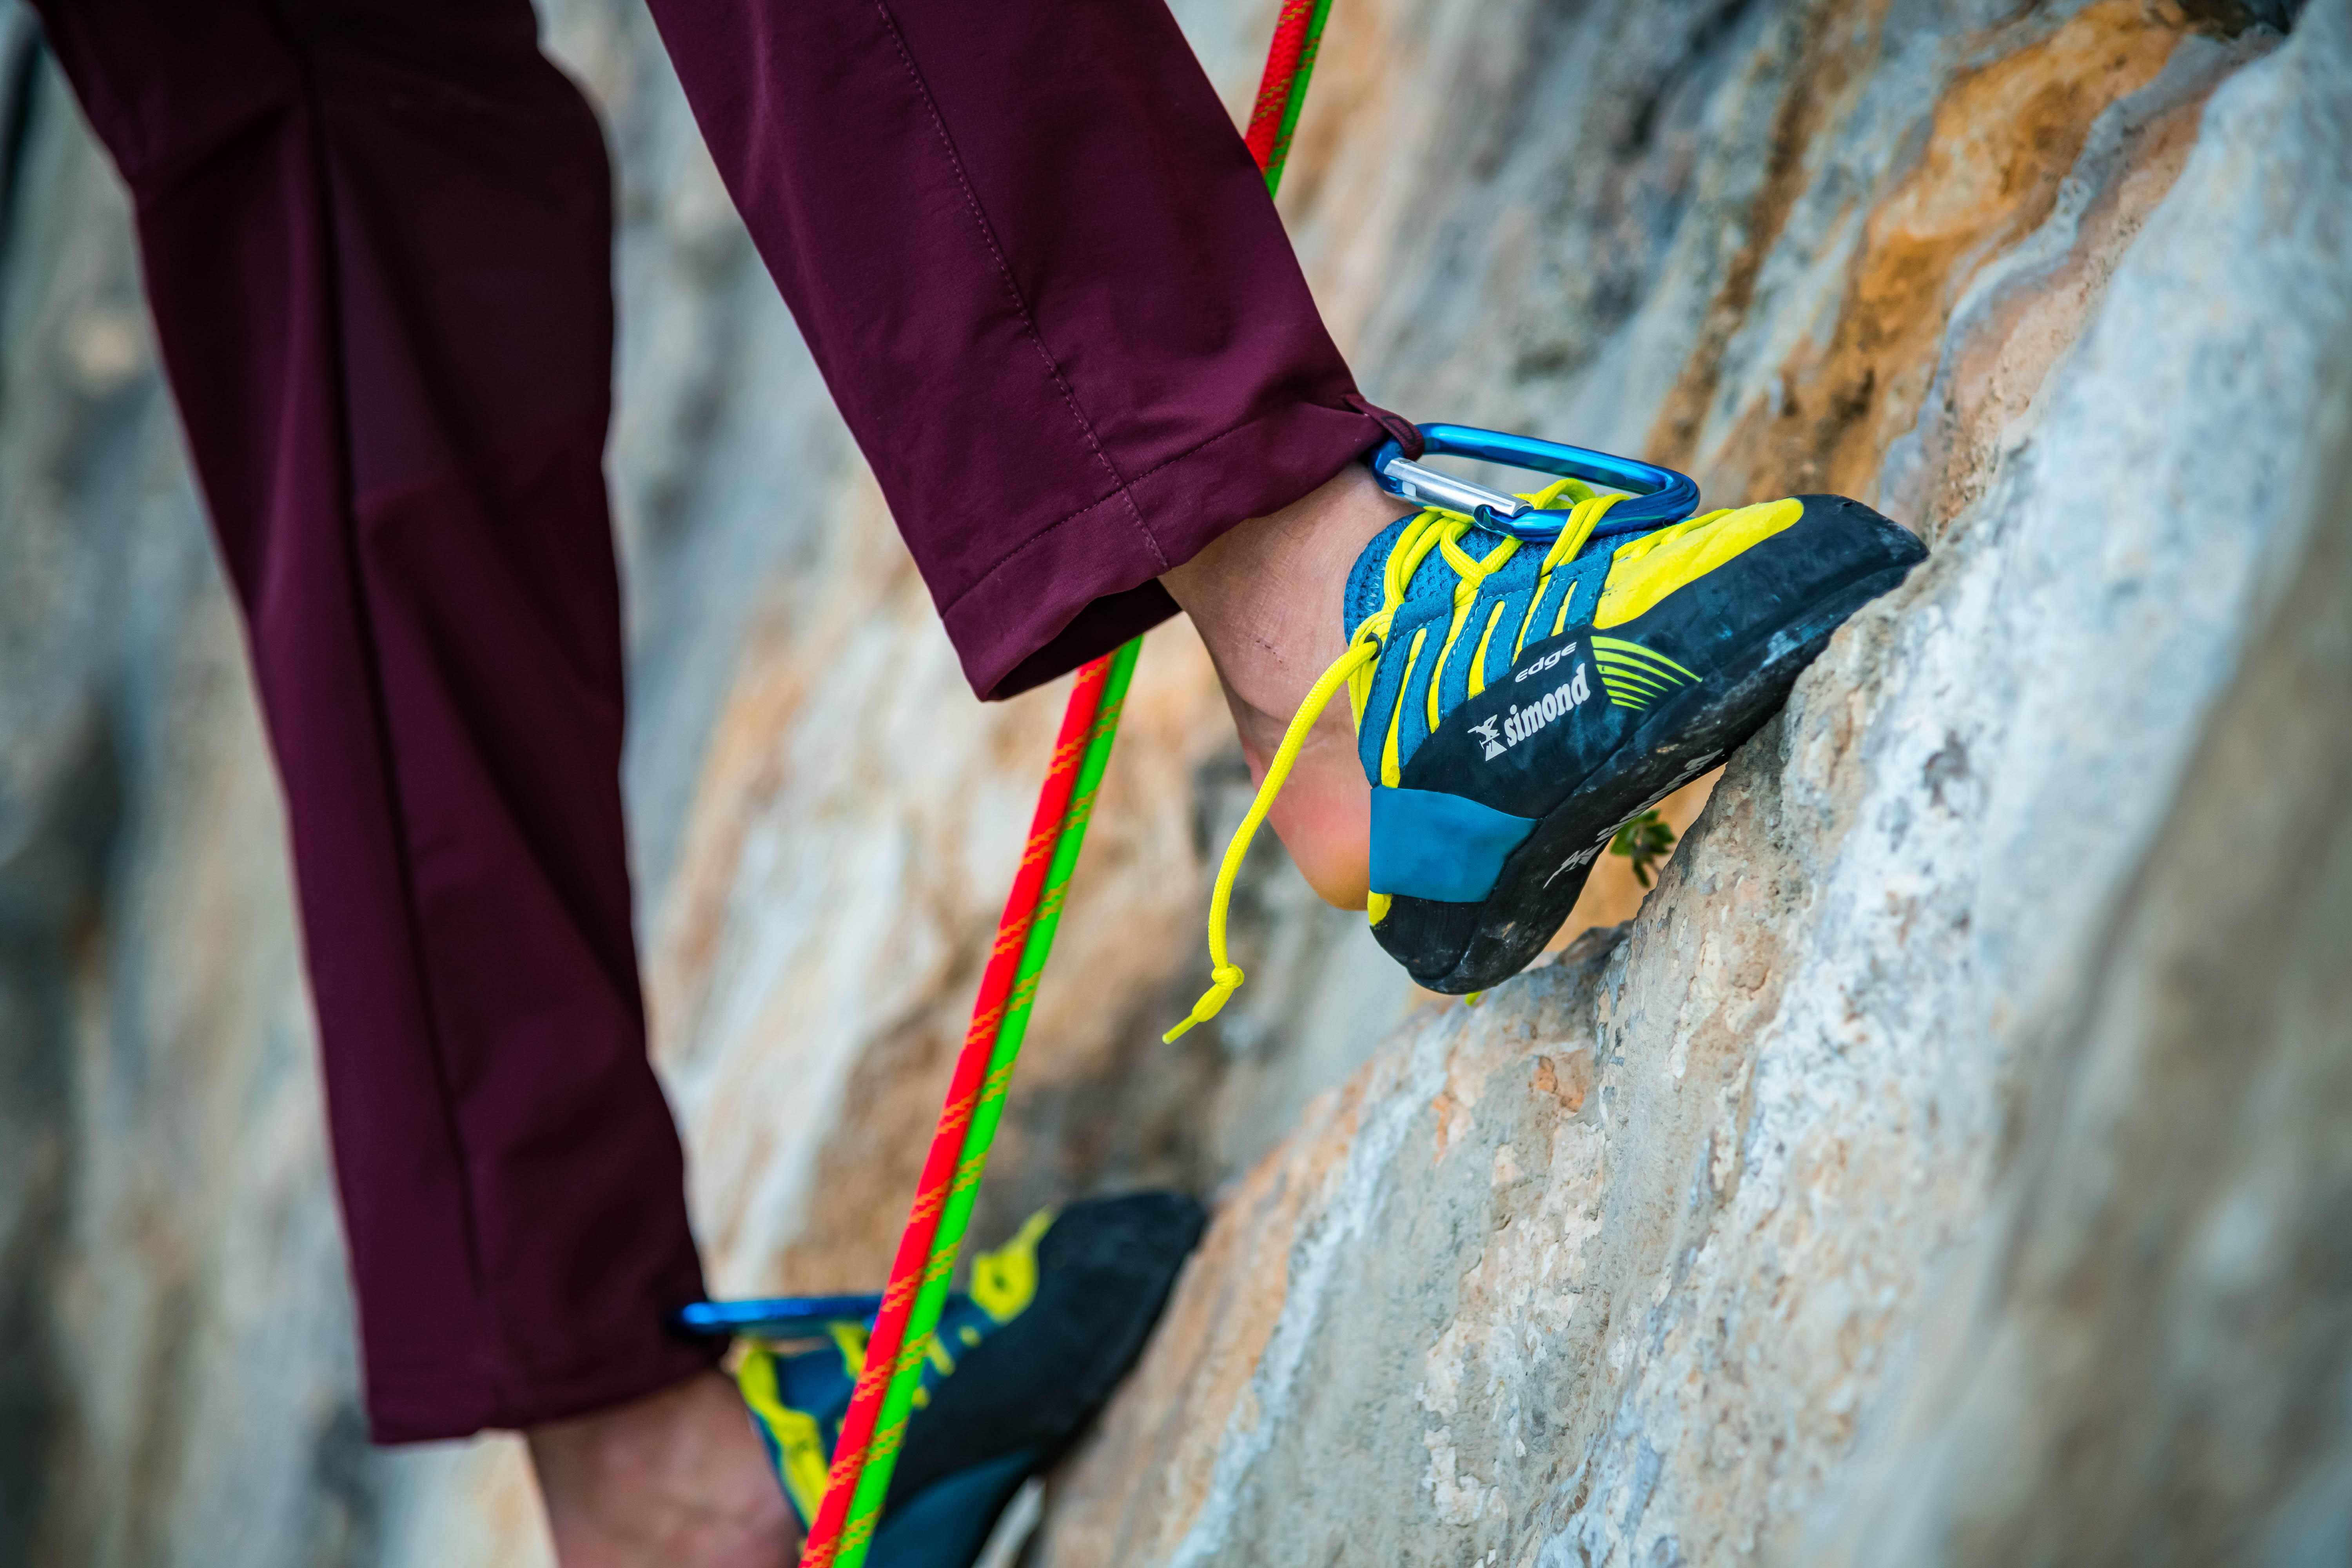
[1040,4,2352,1564]
[0,2,2345,1567]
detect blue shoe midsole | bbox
[1368,787,1539,903]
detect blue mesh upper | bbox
[1342,515,1621,779]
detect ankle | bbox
[528,1370,796,1568]
[1161,464,1406,715]
[1160,463,1405,911]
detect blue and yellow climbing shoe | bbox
[724,1192,1203,1568]
[1169,424,1926,1016]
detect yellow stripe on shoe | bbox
[1590,635,1698,710]
[1467,601,1506,697]
[1383,629,1426,788]
[971,1208,1054,1323]
[1595,497,1802,628]
[737,1345,834,1524]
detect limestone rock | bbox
[0,0,2346,1564]
[1039,5,2352,1564]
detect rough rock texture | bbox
[0,1,2345,1566]
[1040,3,2352,1565]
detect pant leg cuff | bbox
[946,401,1388,699]
[364,1331,725,1444]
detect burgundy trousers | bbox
[35,0,1380,1440]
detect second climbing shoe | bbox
[732,1191,1204,1568]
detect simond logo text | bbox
[1466,662,1592,760]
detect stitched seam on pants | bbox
[276,8,514,1415]
[867,0,1168,572]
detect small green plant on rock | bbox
[1611,808,1677,887]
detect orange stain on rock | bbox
[1895,55,2226,532]
[1532,1050,1592,1115]
[1661,1,2192,503]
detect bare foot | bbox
[1161,465,1412,909]
[528,1370,797,1568]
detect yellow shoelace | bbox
[1164,481,1628,1040]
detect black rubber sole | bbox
[1390,553,1919,993]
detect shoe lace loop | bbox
[1164,481,1626,1040]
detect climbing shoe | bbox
[730,1192,1204,1568]
[1168,424,1926,1016]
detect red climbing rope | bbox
[797,10,1338,1563]
[797,655,1112,1568]
[1243,0,1336,187]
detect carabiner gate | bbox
[1371,423,1700,543]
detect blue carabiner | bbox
[671,1293,886,1338]
[1370,423,1700,543]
